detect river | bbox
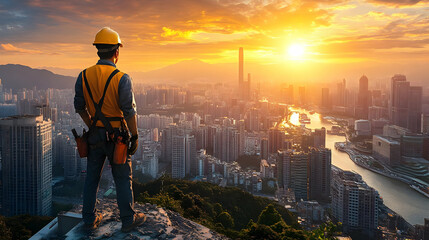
[289,108,429,225]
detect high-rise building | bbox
[408,86,423,133]
[336,79,346,107]
[356,75,369,119]
[390,74,406,119]
[248,108,259,132]
[161,124,178,163]
[279,150,309,200]
[321,88,330,109]
[0,115,52,216]
[268,128,285,154]
[422,114,429,134]
[260,138,268,160]
[237,48,251,100]
[309,148,331,203]
[390,75,422,132]
[220,126,241,163]
[302,128,326,149]
[239,47,243,89]
[331,168,379,235]
[278,148,331,202]
[172,134,196,178]
[63,138,78,181]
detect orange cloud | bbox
[1,43,42,54]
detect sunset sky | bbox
[1,0,429,83]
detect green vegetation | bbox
[133,176,341,239]
[133,171,155,184]
[0,215,54,240]
[236,155,261,170]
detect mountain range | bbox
[0,64,75,90]
[1,60,426,91]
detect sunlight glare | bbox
[287,43,306,60]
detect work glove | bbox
[128,135,138,155]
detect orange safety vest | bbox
[82,64,125,128]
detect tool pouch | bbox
[72,128,89,158]
[112,120,130,164]
[113,135,128,165]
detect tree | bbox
[181,194,194,210]
[245,224,279,240]
[213,203,223,215]
[0,217,12,240]
[217,212,235,229]
[308,222,342,240]
[257,204,285,227]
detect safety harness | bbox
[82,68,120,139]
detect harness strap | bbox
[82,69,120,135]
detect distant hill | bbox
[130,59,236,85]
[0,64,75,90]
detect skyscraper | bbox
[172,134,196,178]
[391,78,410,128]
[239,47,243,88]
[260,138,268,160]
[309,148,331,203]
[331,168,379,236]
[336,79,346,107]
[278,147,331,202]
[161,124,178,163]
[321,88,330,109]
[390,75,422,132]
[408,86,423,133]
[0,115,52,216]
[268,128,285,154]
[238,47,251,100]
[279,150,309,200]
[356,75,369,119]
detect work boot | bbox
[121,212,147,233]
[84,212,103,230]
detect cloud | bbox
[1,0,429,70]
[367,0,428,6]
[0,0,337,44]
[0,43,42,54]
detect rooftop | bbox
[31,199,227,240]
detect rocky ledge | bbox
[64,199,228,240]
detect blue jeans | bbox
[82,128,136,225]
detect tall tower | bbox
[239,47,244,88]
[309,148,331,203]
[172,134,196,178]
[356,75,369,119]
[0,115,52,216]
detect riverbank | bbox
[335,142,429,199]
[289,107,429,225]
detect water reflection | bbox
[288,107,429,225]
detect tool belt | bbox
[72,69,130,164]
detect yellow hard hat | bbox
[93,27,123,47]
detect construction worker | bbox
[74,27,145,232]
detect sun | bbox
[287,43,306,60]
